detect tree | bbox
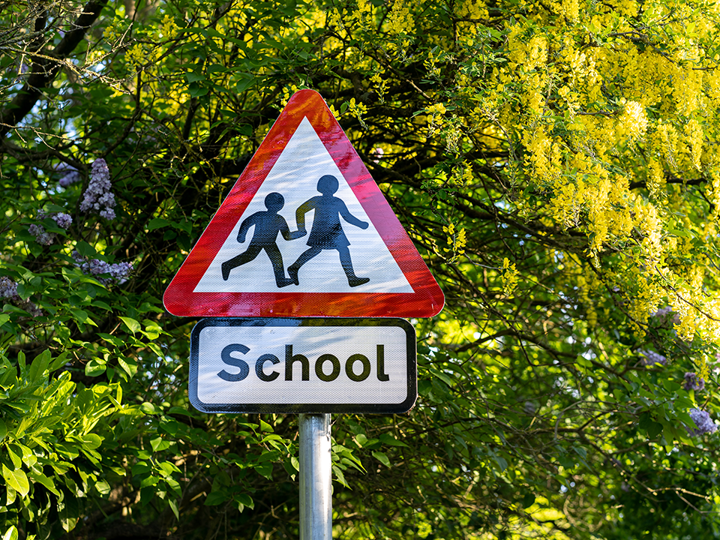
[1,0,720,538]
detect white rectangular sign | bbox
[189,318,416,414]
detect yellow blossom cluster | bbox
[501,258,519,297]
[384,1,414,35]
[442,222,467,259]
[347,98,368,124]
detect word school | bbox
[218,343,391,383]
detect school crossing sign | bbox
[164,89,443,318]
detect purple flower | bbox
[684,372,705,392]
[55,162,81,188]
[72,251,133,285]
[28,223,55,245]
[0,277,19,300]
[80,158,116,220]
[639,349,667,366]
[29,211,72,245]
[52,212,72,229]
[688,408,717,436]
[0,277,42,316]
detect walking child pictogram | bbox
[288,175,370,288]
[221,192,305,287]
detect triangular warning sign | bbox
[164,89,444,318]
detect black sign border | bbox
[189,318,417,414]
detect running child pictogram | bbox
[221,192,305,287]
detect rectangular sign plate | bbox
[189,318,416,414]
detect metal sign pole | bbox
[299,414,332,539]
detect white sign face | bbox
[189,318,416,414]
[193,117,413,294]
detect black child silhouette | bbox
[288,175,370,287]
[221,192,304,287]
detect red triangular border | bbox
[163,89,444,318]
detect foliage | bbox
[2,0,720,538]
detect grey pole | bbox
[299,414,332,539]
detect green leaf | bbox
[333,464,348,487]
[576,355,592,368]
[430,368,455,387]
[492,454,508,472]
[372,451,390,467]
[379,433,409,448]
[119,316,140,334]
[2,526,18,540]
[85,359,106,377]
[188,82,208,97]
[2,464,29,497]
[236,493,254,510]
[28,470,61,496]
[235,76,256,93]
[7,446,22,469]
[118,357,138,377]
[140,475,160,488]
[50,351,70,371]
[95,479,111,495]
[59,495,80,531]
[522,493,536,508]
[75,241,97,258]
[140,402,158,415]
[151,437,171,452]
[147,218,171,231]
[205,491,227,506]
[0,419,6,442]
[185,72,206,83]
[82,433,103,450]
[131,462,152,476]
[168,498,180,520]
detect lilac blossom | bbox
[688,408,717,436]
[0,277,42,316]
[72,251,133,285]
[37,211,73,230]
[55,162,81,187]
[51,212,72,229]
[0,277,19,300]
[684,372,705,392]
[29,212,73,245]
[639,349,667,366]
[80,158,116,220]
[28,223,55,245]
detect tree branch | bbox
[0,0,108,138]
